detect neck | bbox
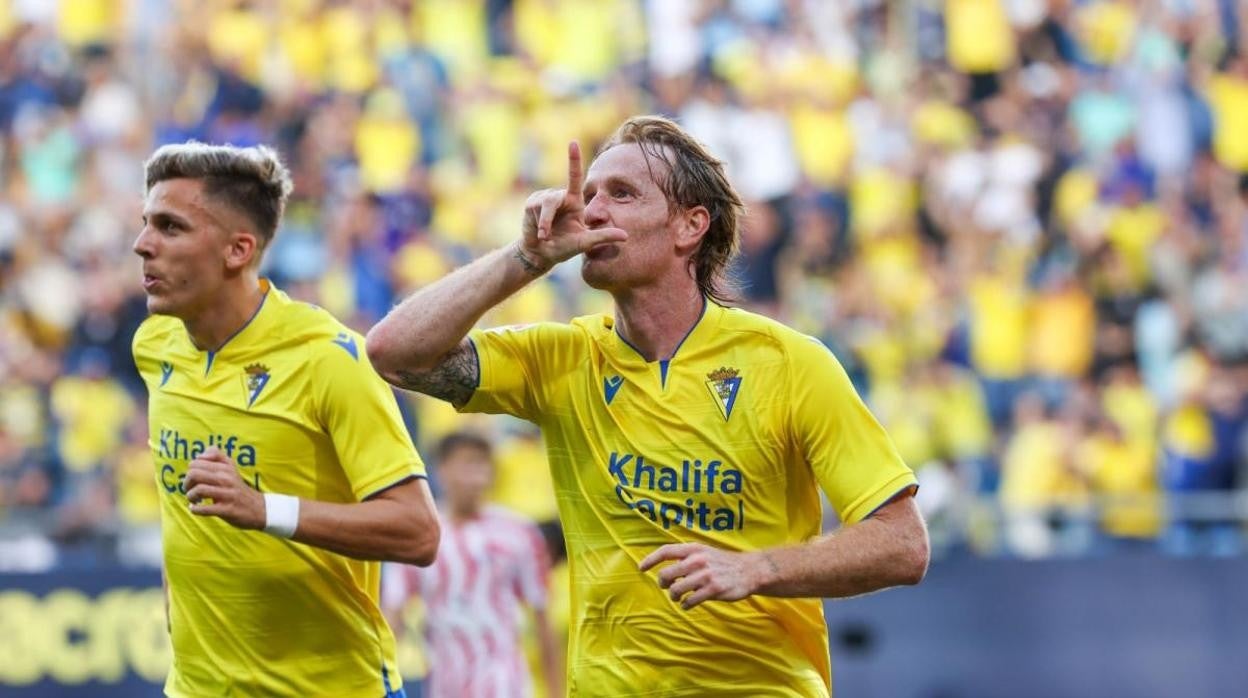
[449,501,481,522]
[613,280,704,362]
[183,276,265,352]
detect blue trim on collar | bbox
[613,324,648,361]
[613,295,709,364]
[201,289,270,376]
[669,295,709,360]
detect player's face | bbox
[580,143,684,293]
[133,178,237,319]
[440,446,494,512]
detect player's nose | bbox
[133,225,156,259]
[584,191,610,229]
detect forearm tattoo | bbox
[512,245,547,277]
[393,341,479,407]
[761,552,781,588]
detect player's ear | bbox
[674,205,711,255]
[224,229,260,272]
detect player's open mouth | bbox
[143,273,162,291]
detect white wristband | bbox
[263,493,300,539]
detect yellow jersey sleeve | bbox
[461,322,585,421]
[312,330,425,499]
[789,335,916,524]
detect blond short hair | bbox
[144,142,293,250]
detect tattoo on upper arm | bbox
[393,341,479,407]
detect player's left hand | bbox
[184,447,265,530]
[639,543,760,610]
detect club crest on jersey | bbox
[244,363,270,408]
[705,367,742,421]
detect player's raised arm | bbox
[366,142,627,405]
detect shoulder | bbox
[293,315,390,419]
[261,301,379,406]
[131,313,180,357]
[716,305,849,391]
[276,300,367,367]
[716,304,827,361]
[472,318,600,364]
[479,317,599,342]
[569,312,612,336]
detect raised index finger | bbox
[567,141,584,199]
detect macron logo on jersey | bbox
[159,361,174,388]
[332,332,359,361]
[604,375,624,405]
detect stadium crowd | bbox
[1,0,1247,573]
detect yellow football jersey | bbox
[132,280,424,698]
[463,300,916,696]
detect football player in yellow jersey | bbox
[367,116,929,696]
[131,143,440,698]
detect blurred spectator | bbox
[383,430,560,698]
[1077,415,1161,548]
[999,391,1092,558]
[1161,351,1242,556]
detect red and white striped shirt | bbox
[383,505,551,698]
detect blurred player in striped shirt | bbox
[384,431,562,698]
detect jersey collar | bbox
[194,279,276,375]
[608,296,722,367]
